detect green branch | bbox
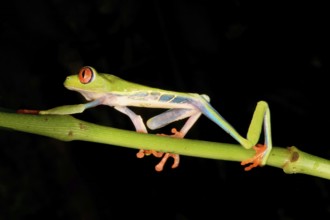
[1,111,330,180]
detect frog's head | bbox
[64,66,123,93]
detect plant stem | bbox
[1,111,330,180]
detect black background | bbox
[1,1,330,219]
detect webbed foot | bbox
[136,128,183,171]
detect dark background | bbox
[1,0,330,219]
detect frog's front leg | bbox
[114,106,162,159]
[116,106,202,171]
[147,108,202,171]
[18,99,104,115]
[114,106,148,133]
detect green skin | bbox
[39,66,272,169]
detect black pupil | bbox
[82,69,86,79]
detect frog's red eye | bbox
[78,66,94,84]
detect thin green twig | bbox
[1,111,330,180]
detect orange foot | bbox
[241,144,267,171]
[136,128,183,172]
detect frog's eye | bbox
[78,66,94,84]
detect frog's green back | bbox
[101,73,157,92]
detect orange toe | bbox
[155,153,180,172]
[138,127,183,171]
[241,144,267,171]
[136,149,163,158]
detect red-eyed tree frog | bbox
[20,66,272,171]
